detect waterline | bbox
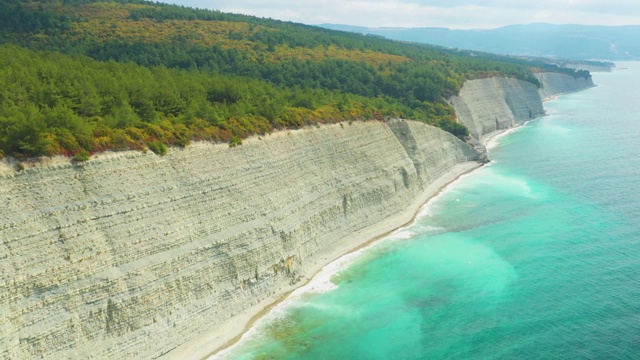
[221,63,640,359]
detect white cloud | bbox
[165,0,640,28]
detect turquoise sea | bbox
[219,63,640,359]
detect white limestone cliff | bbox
[449,77,545,144]
[450,73,594,144]
[0,120,480,359]
[535,72,595,101]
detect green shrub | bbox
[229,136,242,148]
[147,141,168,156]
[72,149,91,162]
[15,162,25,172]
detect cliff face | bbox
[450,73,594,143]
[535,72,595,100]
[449,77,545,143]
[0,120,479,359]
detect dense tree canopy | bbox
[0,0,588,158]
[0,44,458,157]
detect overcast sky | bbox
[164,0,640,29]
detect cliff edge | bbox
[0,120,479,359]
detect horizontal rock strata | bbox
[535,72,595,100]
[450,77,545,143]
[451,72,594,143]
[0,120,479,359]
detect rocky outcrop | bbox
[450,73,595,144]
[0,120,480,359]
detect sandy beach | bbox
[166,160,483,360]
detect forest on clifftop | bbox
[0,0,588,159]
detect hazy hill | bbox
[321,23,640,60]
